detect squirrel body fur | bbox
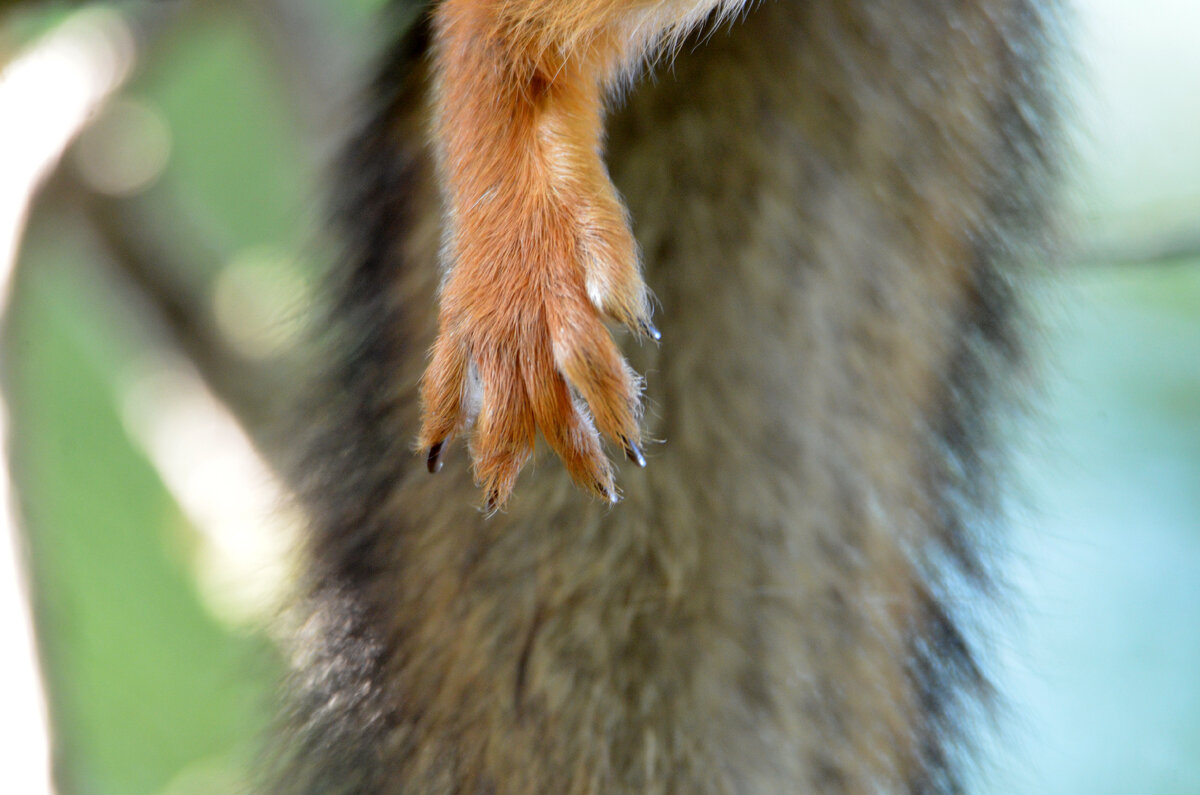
[273,0,1062,791]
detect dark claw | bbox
[426,441,445,473]
[592,481,618,504]
[641,321,662,342]
[622,438,647,468]
[485,490,499,513]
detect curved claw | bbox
[622,437,647,468]
[426,441,445,474]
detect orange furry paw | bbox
[417,192,655,511]
[422,7,661,509]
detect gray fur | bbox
[270,0,1063,791]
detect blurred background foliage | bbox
[0,0,1197,793]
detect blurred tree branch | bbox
[43,173,300,448]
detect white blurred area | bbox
[119,357,299,628]
[0,9,135,280]
[0,10,137,795]
[1072,0,1200,230]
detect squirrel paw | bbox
[417,195,654,511]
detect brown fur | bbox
[270,0,1062,792]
